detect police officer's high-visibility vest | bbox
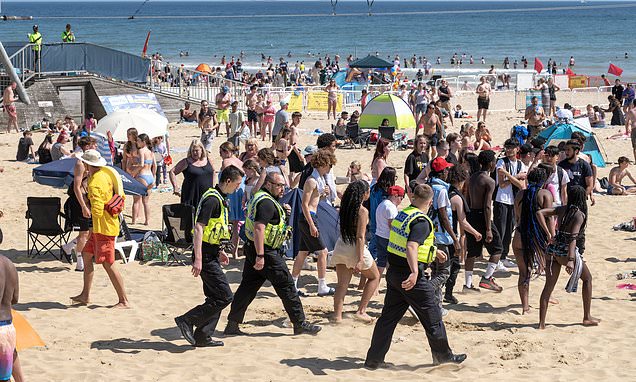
[387,206,436,264]
[245,190,289,249]
[194,188,231,245]
[28,32,42,51]
[61,30,75,43]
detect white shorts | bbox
[331,238,374,270]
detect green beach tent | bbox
[359,93,416,129]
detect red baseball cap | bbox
[430,157,454,173]
[388,185,405,197]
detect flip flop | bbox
[317,287,336,297]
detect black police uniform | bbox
[366,217,455,365]
[178,186,233,345]
[226,189,306,327]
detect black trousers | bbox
[493,201,515,259]
[366,264,453,363]
[227,241,306,325]
[182,255,233,342]
[444,245,460,298]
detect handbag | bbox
[104,194,124,216]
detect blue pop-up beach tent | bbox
[32,158,148,196]
[538,122,607,167]
[280,188,339,258]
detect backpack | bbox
[492,157,522,201]
[511,125,529,145]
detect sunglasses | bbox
[269,182,286,188]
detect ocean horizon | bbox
[1,1,634,79]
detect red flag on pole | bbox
[534,57,544,74]
[565,67,575,76]
[608,63,623,77]
[141,31,151,58]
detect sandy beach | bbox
[2,103,636,381]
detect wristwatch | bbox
[256,254,265,258]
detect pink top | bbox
[84,118,96,132]
[263,106,276,123]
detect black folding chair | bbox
[379,125,399,150]
[344,122,369,149]
[26,197,72,262]
[161,204,194,266]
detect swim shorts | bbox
[216,108,230,123]
[466,209,502,258]
[424,133,439,147]
[298,213,326,252]
[477,97,490,110]
[83,233,116,265]
[416,103,428,115]
[0,321,16,381]
[247,109,258,123]
[3,104,16,118]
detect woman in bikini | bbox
[332,180,379,323]
[261,99,276,141]
[325,79,339,120]
[133,133,156,225]
[511,168,552,314]
[474,121,492,151]
[460,123,476,151]
[536,185,599,329]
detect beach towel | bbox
[565,249,583,293]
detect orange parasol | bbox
[12,310,45,351]
[195,63,212,74]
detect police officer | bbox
[224,172,321,336]
[28,25,42,71]
[61,24,75,43]
[365,184,466,369]
[174,165,243,347]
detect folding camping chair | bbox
[26,197,72,262]
[115,218,139,264]
[379,125,399,150]
[345,122,370,149]
[161,204,194,266]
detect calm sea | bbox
[1,1,634,78]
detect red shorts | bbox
[4,104,16,118]
[83,233,116,264]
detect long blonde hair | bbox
[188,139,208,161]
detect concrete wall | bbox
[0,79,70,130]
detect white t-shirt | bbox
[547,166,570,206]
[556,108,574,122]
[495,158,528,205]
[375,199,398,239]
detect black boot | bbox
[223,320,246,336]
[174,316,195,346]
[432,353,467,365]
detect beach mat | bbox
[12,310,45,351]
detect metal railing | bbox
[1,43,39,89]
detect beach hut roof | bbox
[349,55,393,69]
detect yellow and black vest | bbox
[387,206,436,264]
[245,190,289,249]
[28,32,42,51]
[195,188,231,245]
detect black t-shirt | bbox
[16,136,33,161]
[612,84,624,100]
[388,214,432,268]
[438,86,450,103]
[404,151,429,182]
[196,187,226,254]
[446,152,459,166]
[559,158,592,189]
[254,196,281,226]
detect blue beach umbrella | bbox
[32,158,148,196]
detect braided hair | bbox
[519,168,548,279]
[339,180,370,245]
[561,185,587,232]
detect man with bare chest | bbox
[246,85,259,137]
[418,104,441,158]
[464,150,504,293]
[3,83,19,134]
